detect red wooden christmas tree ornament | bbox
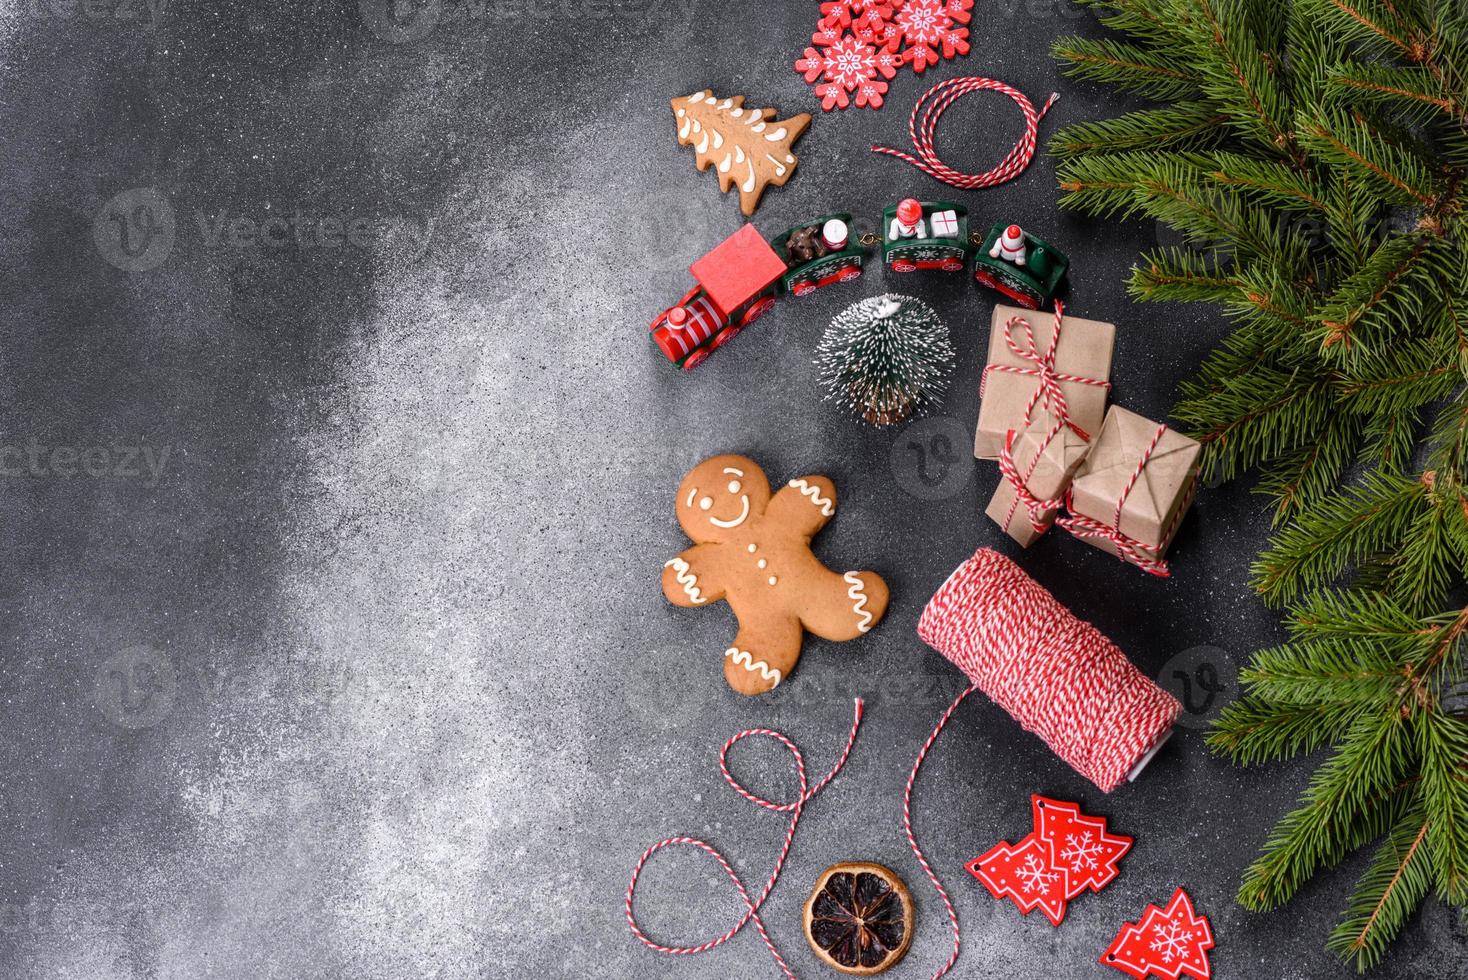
[965,796,1132,925]
[965,834,1067,925]
[1032,795,1133,899]
[1101,888,1215,980]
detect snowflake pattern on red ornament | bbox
[1102,889,1215,980]
[794,0,970,110]
[824,34,878,90]
[893,0,950,71]
[795,33,898,110]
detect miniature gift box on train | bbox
[881,199,973,273]
[649,217,864,370]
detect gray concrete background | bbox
[0,0,1463,977]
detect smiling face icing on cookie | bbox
[675,454,772,544]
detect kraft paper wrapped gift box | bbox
[1065,406,1202,566]
[975,304,1116,460]
[986,413,1092,546]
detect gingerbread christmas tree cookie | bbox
[671,91,811,216]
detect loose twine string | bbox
[872,76,1060,189]
[624,700,864,979]
[903,684,979,980]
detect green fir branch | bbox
[1052,36,1203,101]
[1050,102,1231,157]
[1235,637,1408,709]
[1237,710,1413,910]
[1250,472,1430,605]
[1417,707,1468,904]
[1179,0,1302,159]
[1129,247,1245,303]
[1255,411,1360,520]
[1208,695,1364,764]
[1298,109,1443,209]
[1313,236,1455,355]
[1200,151,1333,215]
[1052,0,1468,967]
[1358,402,1419,474]
[1324,805,1433,972]
[1329,63,1462,123]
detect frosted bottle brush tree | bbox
[1051,0,1468,971]
[815,294,954,427]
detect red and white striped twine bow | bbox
[1058,423,1172,577]
[981,302,1111,440]
[871,76,1060,190]
[998,425,1069,533]
[624,700,864,979]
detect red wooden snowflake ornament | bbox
[795,33,899,111]
[1102,888,1215,980]
[795,0,971,110]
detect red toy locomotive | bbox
[649,225,788,371]
[649,217,866,370]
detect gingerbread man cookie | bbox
[661,454,889,695]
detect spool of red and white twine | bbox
[871,76,1060,190]
[915,548,1181,794]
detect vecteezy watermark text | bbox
[0,441,171,487]
[94,188,442,271]
[193,208,413,250]
[91,642,448,731]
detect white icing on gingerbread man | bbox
[660,454,890,696]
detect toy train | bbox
[649,200,1070,370]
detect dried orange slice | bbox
[803,861,914,975]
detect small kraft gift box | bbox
[1060,406,1202,576]
[987,411,1092,546]
[975,302,1115,460]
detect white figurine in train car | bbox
[888,198,927,240]
[989,224,1028,266]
